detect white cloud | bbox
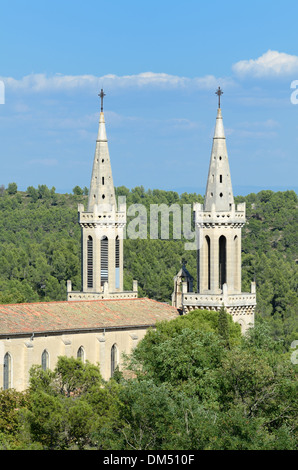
[3,73,98,92]
[233,50,298,78]
[0,72,234,93]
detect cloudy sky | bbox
[0,0,298,195]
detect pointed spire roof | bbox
[87,91,116,212]
[203,104,234,212]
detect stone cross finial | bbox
[98,88,106,112]
[215,86,223,108]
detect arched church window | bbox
[111,344,118,377]
[77,346,85,363]
[219,235,227,289]
[41,350,49,371]
[101,236,108,286]
[3,352,12,390]
[87,235,93,288]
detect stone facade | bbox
[0,298,179,391]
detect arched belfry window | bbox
[77,346,85,363]
[111,344,118,377]
[87,235,93,288]
[41,350,49,371]
[3,352,12,390]
[219,235,227,289]
[101,236,108,287]
[115,236,120,289]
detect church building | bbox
[0,89,256,391]
[0,91,179,391]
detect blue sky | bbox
[0,0,298,195]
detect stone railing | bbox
[182,292,256,307]
[67,291,138,301]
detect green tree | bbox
[26,186,38,202]
[73,185,83,196]
[116,314,297,450]
[25,357,118,449]
[7,182,18,195]
[218,304,230,348]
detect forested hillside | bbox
[0,184,297,346]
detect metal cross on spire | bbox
[215,86,223,108]
[98,88,106,112]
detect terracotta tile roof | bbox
[0,298,179,336]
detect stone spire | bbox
[67,92,139,301]
[172,94,256,334]
[87,91,116,212]
[203,106,234,212]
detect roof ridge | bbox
[0,297,160,308]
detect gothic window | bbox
[101,236,108,286]
[77,346,85,362]
[41,350,49,371]
[87,235,93,288]
[115,236,120,289]
[111,344,118,377]
[219,235,227,289]
[3,352,12,390]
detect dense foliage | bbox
[0,311,296,450]
[0,185,296,449]
[0,184,297,347]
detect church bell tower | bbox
[173,88,256,333]
[67,90,138,301]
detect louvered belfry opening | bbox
[219,235,227,289]
[87,235,93,288]
[101,236,109,286]
[115,236,120,289]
